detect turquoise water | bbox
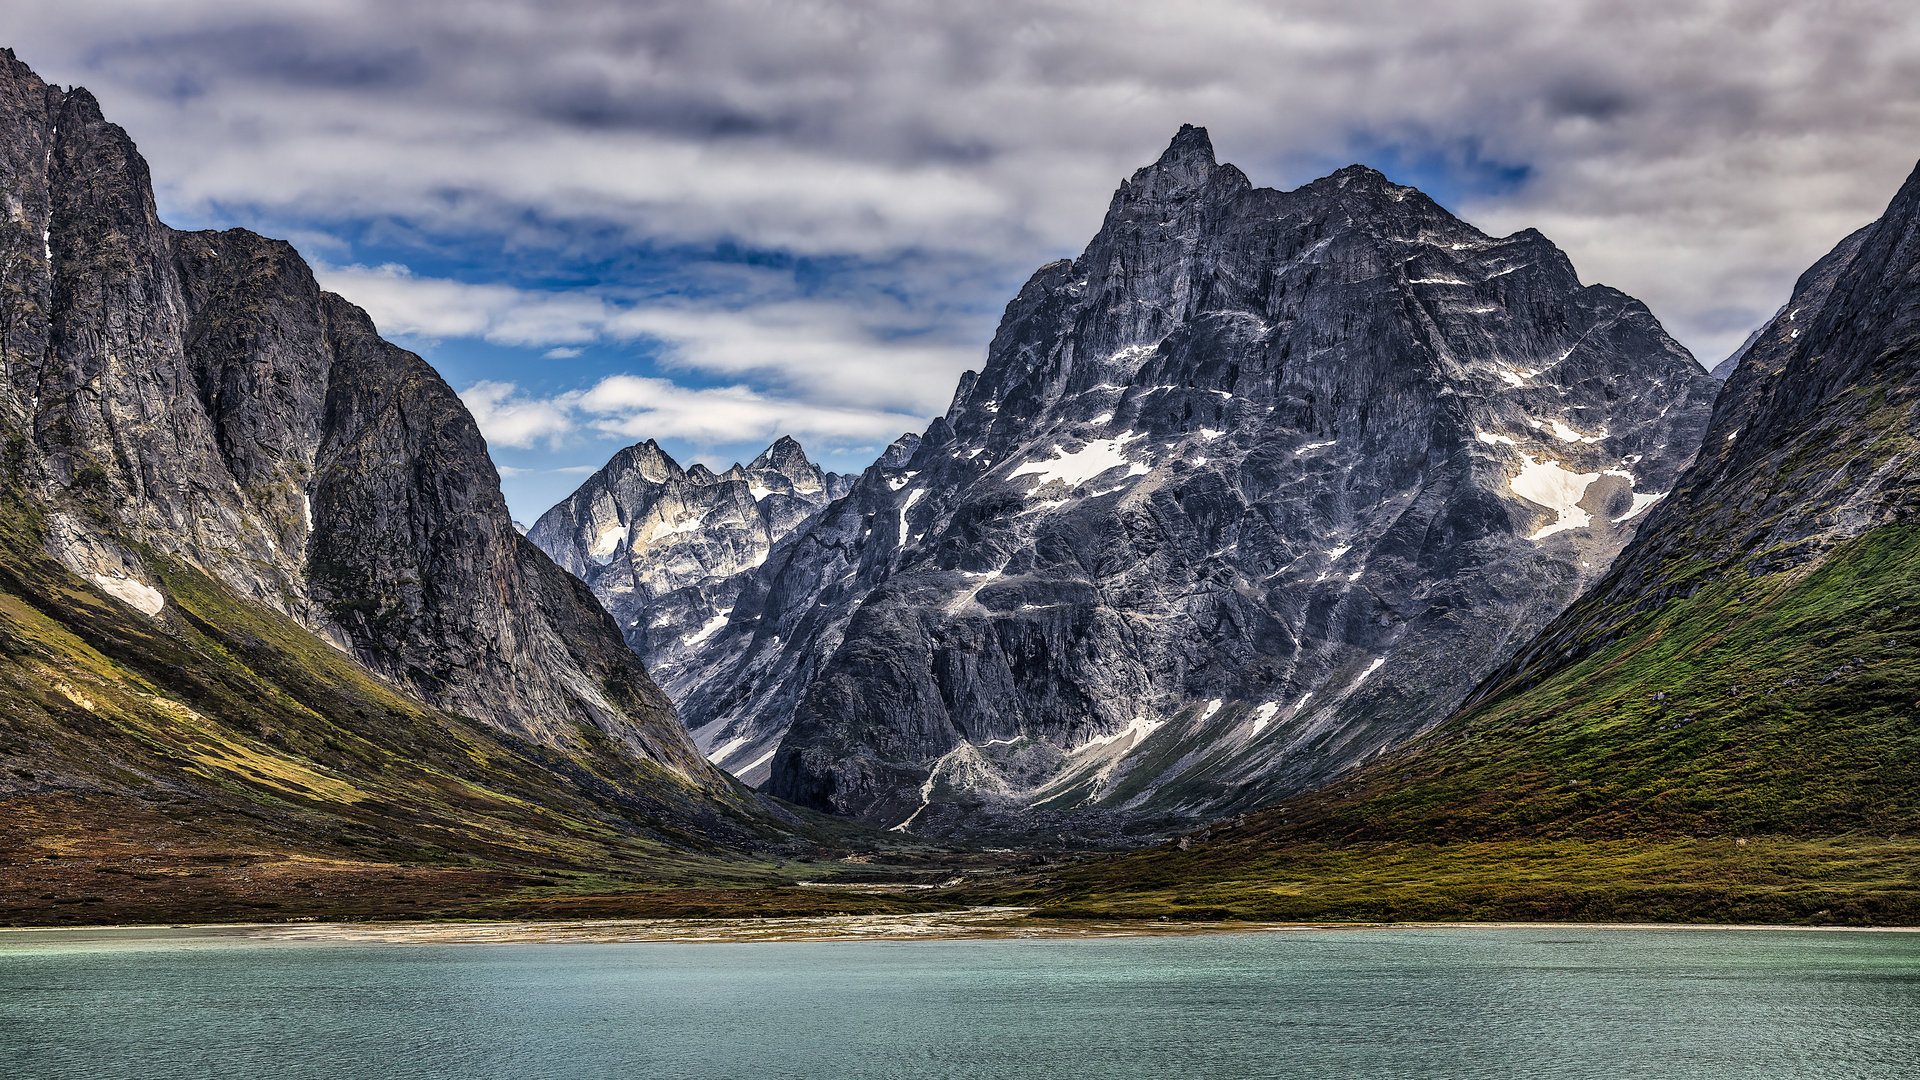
[3,926,1917,1079]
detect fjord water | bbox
[3,927,1916,1079]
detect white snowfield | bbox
[1249,701,1280,737]
[1073,714,1166,753]
[647,517,705,541]
[899,487,926,539]
[707,735,750,764]
[1536,417,1608,444]
[589,521,625,558]
[1508,451,1667,539]
[1613,491,1666,523]
[681,609,732,647]
[1511,453,1602,539]
[1010,432,1150,491]
[89,573,164,616]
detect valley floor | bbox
[988,836,1920,927]
[7,792,1917,928]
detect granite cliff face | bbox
[1464,161,1920,708]
[0,50,724,796]
[1064,159,1920,899]
[526,436,851,708]
[614,126,1718,839]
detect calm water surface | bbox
[3,925,1917,1079]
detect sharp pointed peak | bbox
[752,433,809,464]
[1114,124,1245,209]
[1157,124,1216,169]
[612,438,683,483]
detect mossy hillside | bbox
[0,476,956,923]
[1323,523,1920,841]
[973,836,1920,925]
[1004,522,1920,923]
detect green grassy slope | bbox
[0,477,957,925]
[991,522,1920,925]
[985,165,1920,927]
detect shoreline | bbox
[4,909,1919,945]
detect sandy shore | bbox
[4,909,1917,946]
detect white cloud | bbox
[458,379,576,449]
[542,346,584,359]
[461,375,925,452]
[313,262,612,346]
[11,0,1920,368]
[319,260,978,420]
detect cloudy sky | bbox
[12,1,1920,518]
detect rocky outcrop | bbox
[656,126,1719,839]
[0,49,722,790]
[527,436,851,716]
[1466,163,1920,706]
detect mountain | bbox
[1023,155,1920,925]
[0,47,798,895]
[526,436,852,711]
[625,126,1718,840]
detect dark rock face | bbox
[658,126,1719,839]
[1468,167,1920,706]
[526,435,851,727]
[0,50,718,787]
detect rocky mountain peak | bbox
[1455,152,1920,768]
[655,135,1718,837]
[1148,123,1218,181]
[878,433,922,468]
[0,51,726,791]
[750,434,825,488]
[528,434,853,724]
[1111,125,1251,215]
[614,438,686,485]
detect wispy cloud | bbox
[460,376,926,452]
[15,0,1920,372]
[315,259,979,420]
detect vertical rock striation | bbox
[1467,159,1920,706]
[526,435,851,720]
[631,126,1717,839]
[0,50,720,791]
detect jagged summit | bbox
[647,130,1718,838]
[1169,152,1920,893]
[0,48,779,856]
[1143,124,1222,184]
[527,434,853,733]
[1111,124,1251,212]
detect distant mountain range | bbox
[534,126,1720,842]
[6,31,1913,916]
[527,436,854,718]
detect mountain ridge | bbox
[558,126,1719,842]
[1009,152,1920,924]
[0,47,806,891]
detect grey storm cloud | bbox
[10,0,1920,416]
